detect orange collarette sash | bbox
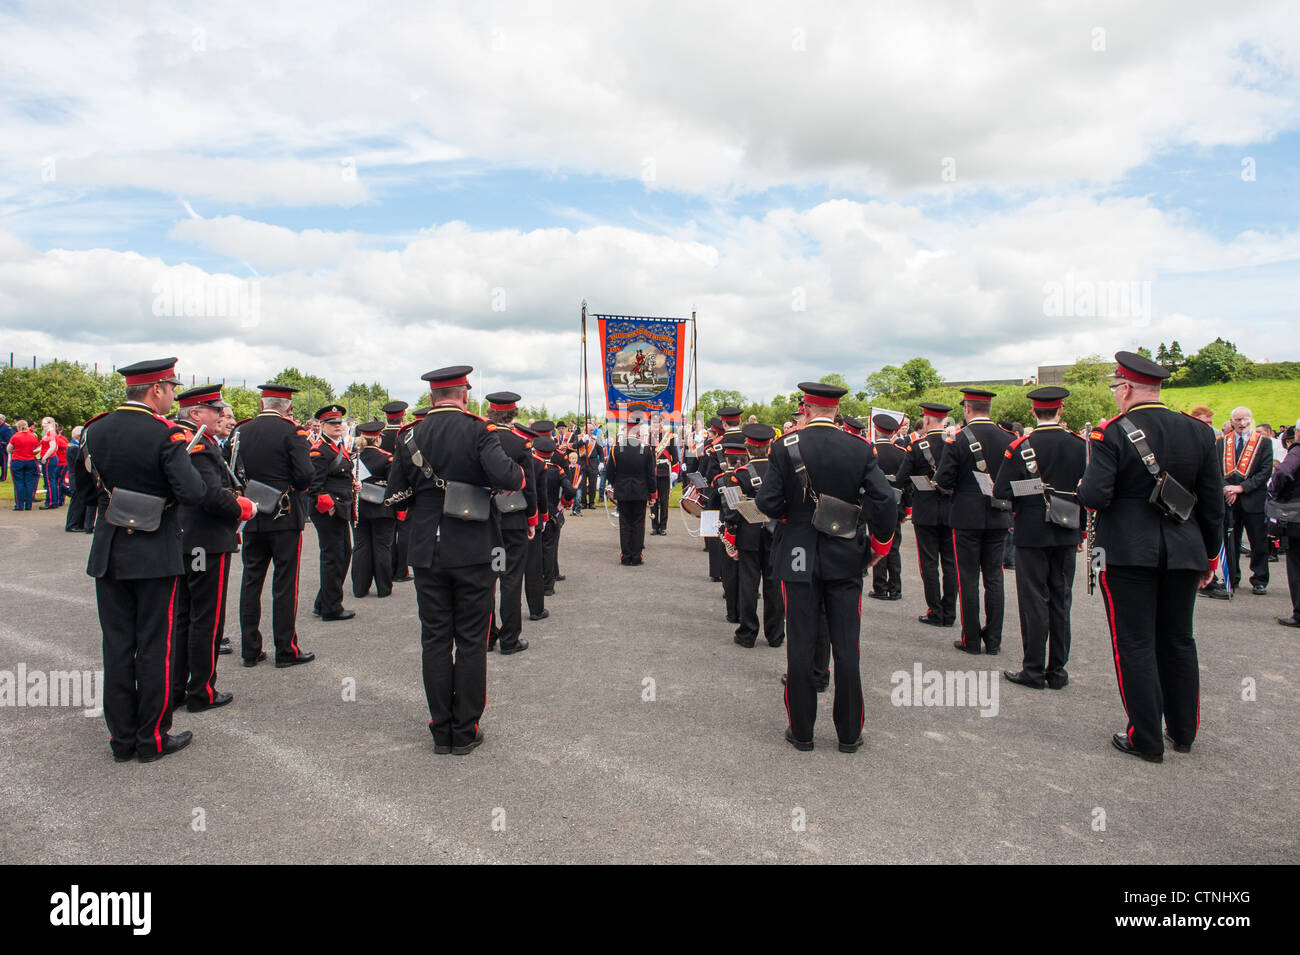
[1223,430,1261,481]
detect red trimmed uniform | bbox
[755,420,896,747]
[83,402,206,760]
[307,434,355,618]
[1078,401,1224,756]
[486,422,539,651]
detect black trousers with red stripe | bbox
[96,574,180,759]
[524,529,546,615]
[914,523,957,623]
[492,525,529,649]
[782,575,864,745]
[172,552,234,706]
[721,545,739,619]
[1012,544,1075,683]
[239,528,304,663]
[736,539,784,646]
[414,561,494,748]
[310,510,352,617]
[953,528,1006,651]
[871,532,903,594]
[352,516,395,598]
[1099,564,1200,755]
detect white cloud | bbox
[2,195,1295,409]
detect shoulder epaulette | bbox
[1009,434,1029,450]
[82,411,110,430]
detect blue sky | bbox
[1,1,1297,408]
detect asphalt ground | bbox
[0,502,1296,864]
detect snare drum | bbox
[680,485,706,517]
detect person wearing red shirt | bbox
[6,420,40,510]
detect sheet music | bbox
[910,475,935,491]
[700,510,721,537]
[972,471,995,495]
[1011,478,1045,496]
[733,499,766,524]
[355,458,371,482]
[720,485,743,508]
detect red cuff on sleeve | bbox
[1207,554,1219,571]
[871,534,893,558]
[527,513,539,528]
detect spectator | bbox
[1269,426,1300,627]
[64,425,95,533]
[6,420,40,510]
[1257,423,1285,471]
[0,414,11,482]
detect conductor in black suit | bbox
[756,381,896,753]
[606,411,657,566]
[385,366,525,755]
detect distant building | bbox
[1036,364,1071,386]
[943,378,1032,388]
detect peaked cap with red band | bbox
[1112,350,1169,385]
[119,357,182,387]
[422,365,473,389]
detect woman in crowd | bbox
[6,420,40,510]
[1270,426,1300,628]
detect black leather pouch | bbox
[105,488,166,532]
[444,481,491,521]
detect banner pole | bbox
[691,310,698,434]
[581,300,589,428]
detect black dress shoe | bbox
[953,640,980,654]
[726,616,740,625]
[499,639,529,655]
[1164,731,1192,753]
[311,608,321,616]
[1111,731,1162,763]
[392,574,413,582]
[433,741,453,755]
[983,646,1000,656]
[138,731,193,763]
[919,613,945,626]
[1003,670,1045,689]
[321,609,356,621]
[187,691,233,712]
[767,636,785,648]
[543,587,555,597]
[452,728,484,755]
[242,651,267,668]
[734,636,756,648]
[528,610,549,621]
[1199,584,1231,600]
[784,728,813,751]
[275,651,316,668]
[1278,616,1300,627]
[1047,674,1069,690]
[838,736,864,753]
[886,591,902,600]
[554,575,566,582]
[867,591,888,600]
[112,750,135,763]
[780,673,787,686]
[814,679,830,693]
[710,576,723,583]
[217,640,233,655]
[1252,584,1267,595]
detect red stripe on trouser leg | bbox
[207,553,227,702]
[1098,570,1133,742]
[290,534,302,655]
[781,581,792,728]
[951,529,967,647]
[154,578,179,752]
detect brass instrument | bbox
[1084,421,1097,595]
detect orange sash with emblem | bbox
[1223,431,1261,480]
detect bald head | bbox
[1230,407,1253,435]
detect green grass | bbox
[1163,380,1300,429]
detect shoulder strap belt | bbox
[1116,417,1162,479]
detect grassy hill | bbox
[1163,380,1300,429]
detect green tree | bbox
[0,360,125,426]
[991,392,1033,428]
[339,381,392,423]
[696,389,746,423]
[1156,342,1171,368]
[222,384,261,422]
[862,365,908,400]
[1137,346,1152,360]
[1168,341,1185,368]
[1064,354,1112,386]
[269,367,335,411]
[1184,339,1250,385]
[899,357,943,395]
[1059,384,1113,430]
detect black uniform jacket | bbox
[176,421,243,555]
[385,405,525,569]
[896,429,953,526]
[1215,431,1274,513]
[606,437,656,501]
[992,423,1086,548]
[734,458,772,552]
[357,446,393,521]
[487,423,539,530]
[308,436,355,508]
[1078,402,1224,571]
[872,439,912,517]
[232,411,313,532]
[83,402,206,580]
[755,420,897,582]
[935,419,1014,530]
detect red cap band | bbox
[803,393,839,407]
[124,366,178,386]
[1114,365,1162,385]
[1031,398,1064,410]
[178,391,221,408]
[430,376,469,389]
[261,387,293,399]
[488,400,517,411]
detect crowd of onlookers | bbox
[1,413,96,531]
